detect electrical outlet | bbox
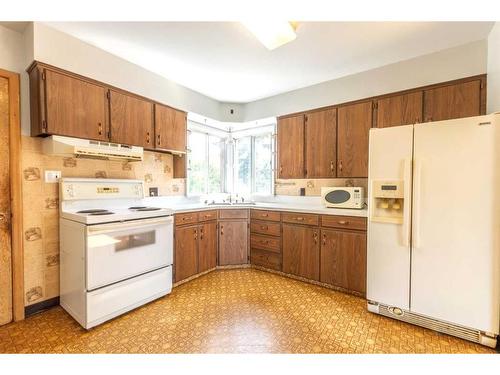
[149,187,159,197]
[45,170,61,183]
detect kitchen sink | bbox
[206,201,256,206]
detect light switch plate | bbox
[45,170,61,183]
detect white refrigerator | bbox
[367,113,500,348]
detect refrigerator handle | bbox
[402,157,412,247]
[413,159,422,249]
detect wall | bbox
[275,178,367,196]
[21,136,184,307]
[243,40,488,121]
[487,22,500,113]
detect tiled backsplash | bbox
[21,136,185,306]
[275,178,368,196]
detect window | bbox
[187,130,225,195]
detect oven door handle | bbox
[87,216,173,235]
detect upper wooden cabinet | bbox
[376,91,423,128]
[109,90,154,148]
[154,104,187,153]
[337,101,373,178]
[277,115,305,179]
[29,66,109,140]
[423,79,483,122]
[305,108,337,178]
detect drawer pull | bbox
[296,217,304,221]
[260,240,269,244]
[98,122,103,136]
[338,220,349,225]
[261,213,269,217]
[220,225,224,235]
[204,214,212,218]
[260,225,268,230]
[182,216,192,221]
[313,231,318,244]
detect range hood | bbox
[42,135,144,161]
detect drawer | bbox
[250,249,281,271]
[198,210,217,222]
[250,220,281,236]
[250,234,281,253]
[250,209,281,222]
[219,209,249,219]
[282,212,319,226]
[321,215,367,231]
[175,212,198,226]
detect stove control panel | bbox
[60,179,144,201]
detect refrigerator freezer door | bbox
[411,114,500,334]
[367,125,413,309]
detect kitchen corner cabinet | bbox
[337,101,373,178]
[320,228,367,294]
[218,210,249,266]
[198,221,217,273]
[376,91,423,128]
[282,224,320,281]
[154,104,187,153]
[277,115,305,179]
[28,65,109,140]
[109,90,154,148]
[305,108,337,178]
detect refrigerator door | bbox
[367,125,413,309]
[411,114,500,334]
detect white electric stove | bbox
[59,178,174,329]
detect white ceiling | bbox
[45,22,494,103]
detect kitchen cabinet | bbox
[250,211,282,271]
[423,79,482,122]
[337,101,373,178]
[277,115,305,179]
[28,66,109,140]
[109,90,154,148]
[218,221,249,266]
[154,104,187,153]
[320,228,367,294]
[305,108,337,178]
[198,221,217,273]
[282,224,320,281]
[174,224,199,282]
[376,91,423,128]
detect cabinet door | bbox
[305,108,337,178]
[198,222,217,273]
[277,115,305,179]
[174,225,198,282]
[109,90,154,147]
[44,69,109,140]
[154,104,187,152]
[320,229,366,294]
[377,91,423,128]
[337,101,372,177]
[282,224,320,281]
[218,221,248,265]
[423,80,481,122]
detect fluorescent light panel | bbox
[243,21,297,50]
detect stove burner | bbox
[89,211,114,216]
[77,209,109,214]
[136,207,162,211]
[129,206,147,210]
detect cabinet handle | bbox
[157,134,161,146]
[204,214,211,218]
[313,232,318,244]
[338,220,349,225]
[182,216,192,221]
[200,228,204,240]
[339,160,343,172]
[262,213,268,217]
[98,122,103,136]
[220,225,224,235]
[260,225,268,230]
[146,132,150,144]
[330,161,334,173]
[322,233,326,246]
[194,228,198,239]
[296,217,304,221]
[260,240,269,244]
[279,166,283,174]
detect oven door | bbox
[85,216,173,291]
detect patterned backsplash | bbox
[275,178,368,196]
[21,136,185,307]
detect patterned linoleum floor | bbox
[0,269,496,354]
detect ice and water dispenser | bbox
[370,180,404,224]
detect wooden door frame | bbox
[0,68,24,321]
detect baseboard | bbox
[25,297,60,317]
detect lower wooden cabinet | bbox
[198,221,217,273]
[282,224,320,281]
[174,225,199,282]
[320,228,367,294]
[218,221,248,265]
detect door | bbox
[218,221,248,265]
[367,125,413,309]
[423,80,481,122]
[282,224,320,281]
[0,75,12,325]
[305,108,337,178]
[45,69,109,140]
[277,115,305,178]
[411,114,500,333]
[337,101,372,177]
[198,222,217,273]
[377,92,423,128]
[174,224,199,282]
[320,229,367,294]
[109,90,154,148]
[154,104,187,152]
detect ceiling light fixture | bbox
[242,21,297,50]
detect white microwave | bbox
[321,187,365,209]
